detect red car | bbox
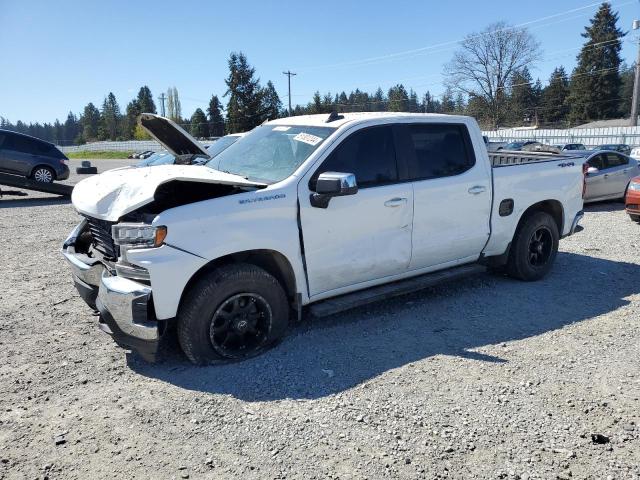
[625,176,640,222]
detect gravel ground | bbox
[0,160,639,479]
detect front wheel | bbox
[629,214,640,223]
[177,264,289,365]
[507,212,559,281]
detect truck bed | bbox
[489,150,581,167]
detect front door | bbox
[299,125,413,297]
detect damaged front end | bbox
[62,219,164,361]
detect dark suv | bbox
[0,129,70,183]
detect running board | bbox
[309,264,486,318]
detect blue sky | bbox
[0,0,638,123]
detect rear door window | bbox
[402,123,476,180]
[5,135,38,154]
[604,153,628,168]
[312,125,398,188]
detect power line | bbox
[294,0,636,73]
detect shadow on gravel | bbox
[0,196,71,208]
[584,201,625,212]
[131,252,640,401]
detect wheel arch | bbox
[179,249,298,309]
[516,199,564,236]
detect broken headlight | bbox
[112,223,167,248]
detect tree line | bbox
[0,2,635,144]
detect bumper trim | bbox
[97,272,158,342]
[568,210,584,236]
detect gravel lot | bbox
[1,160,639,479]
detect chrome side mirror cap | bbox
[311,172,358,208]
[587,166,599,175]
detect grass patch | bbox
[66,150,135,159]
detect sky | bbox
[0,0,638,124]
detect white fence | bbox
[482,126,640,148]
[58,139,216,153]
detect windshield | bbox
[207,135,241,158]
[207,125,336,183]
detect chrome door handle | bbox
[384,197,407,207]
[468,186,487,195]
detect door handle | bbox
[384,197,407,207]
[468,185,487,195]
[604,174,609,178]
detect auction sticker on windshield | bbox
[293,132,322,146]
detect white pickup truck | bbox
[62,112,585,364]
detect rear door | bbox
[602,153,632,197]
[399,122,491,269]
[1,133,38,175]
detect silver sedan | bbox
[569,150,640,203]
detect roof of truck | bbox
[268,112,471,128]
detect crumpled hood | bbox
[72,164,265,221]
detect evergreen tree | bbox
[207,95,225,137]
[408,89,420,113]
[509,67,536,125]
[568,2,625,124]
[99,93,121,140]
[542,67,570,125]
[309,91,323,114]
[422,91,441,113]
[63,112,81,144]
[618,63,635,117]
[322,93,334,112]
[387,84,409,111]
[53,119,65,145]
[190,108,209,138]
[372,88,386,111]
[81,102,101,142]
[441,87,456,113]
[124,100,141,139]
[261,81,282,120]
[136,86,157,114]
[224,52,264,133]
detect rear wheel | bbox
[629,214,640,223]
[31,166,55,183]
[177,264,289,365]
[507,212,559,281]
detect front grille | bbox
[84,216,119,260]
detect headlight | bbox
[629,182,640,191]
[112,223,167,248]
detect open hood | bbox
[139,113,210,159]
[72,164,265,222]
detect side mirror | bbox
[310,172,357,208]
[587,166,599,175]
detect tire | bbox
[177,264,289,365]
[76,166,97,174]
[31,166,55,183]
[629,214,640,223]
[507,211,559,282]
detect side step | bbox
[309,264,486,318]
[0,172,73,197]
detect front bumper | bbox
[625,189,640,215]
[62,221,163,361]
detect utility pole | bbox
[159,93,166,117]
[630,20,640,127]
[282,70,297,116]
